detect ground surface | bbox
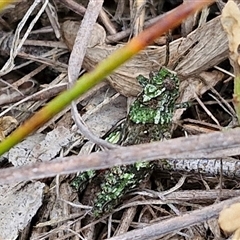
[0,1,240,240]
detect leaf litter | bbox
[0,0,240,239]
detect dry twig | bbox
[0,127,240,184]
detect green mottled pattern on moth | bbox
[93,68,179,216]
[94,162,152,215]
[71,132,121,191]
[105,130,121,144]
[71,169,96,192]
[130,67,179,125]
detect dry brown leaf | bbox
[174,70,224,121]
[62,20,106,50]
[0,116,18,141]
[221,0,240,75]
[218,202,240,234]
[62,16,227,98]
[233,228,240,240]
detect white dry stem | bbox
[0,0,49,76]
[67,0,115,149]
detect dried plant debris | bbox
[81,86,126,137]
[2,126,78,165]
[221,0,240,122]
[0,126,80,239]
[0,182,45,240]
[0,1,238,239]
[0,79,39,106]
[221,0,240,73]
[62,15,227,97]
[3,133,45,165]
[0,116,18,141]
[219,203,240,239]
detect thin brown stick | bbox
[106,196,240,240]
[0,84,67,106]
[58,0,117,35]
[1,127,240,184]
[137,189,240,202]
[99,8,117,35]
[58,0,86,16]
